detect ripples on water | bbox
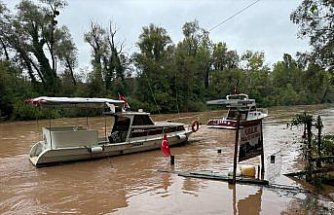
[1,105,334,214]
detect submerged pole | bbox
[231,113,241,184]
[170,155,175,165]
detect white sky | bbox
[4,0,310,70]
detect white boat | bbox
[207,93,268,129]
[27,97,199,167]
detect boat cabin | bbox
[108,111,185,143]
[206,93,268,129]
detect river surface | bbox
[1,105,334,214]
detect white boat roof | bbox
[207,94,256,107]
[116,111,150,116]
[26,96,124,107]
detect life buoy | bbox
[191,120,199,132]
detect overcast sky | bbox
[4,0,310,70]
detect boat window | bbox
[250,106,256,111]
[132,115,154,125]
[240,111,247,120]
[227,109,238,120]
[110,116,130,143]
[227,109,247,120]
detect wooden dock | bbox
[158,169,269,185]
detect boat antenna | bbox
[34,106,40,142]
[209,0,261,32]
[104,110,107,141]
[49,108,53,150]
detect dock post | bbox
[231,113,241,184]
[170,155,175,166]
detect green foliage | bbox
[1,1,334,121]
[291,0,334,72]
[322,134,334,157]
[291,112,313,127]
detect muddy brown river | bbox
[1,105,334,214]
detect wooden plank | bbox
[284,167,334,177]
[178,171,269,185]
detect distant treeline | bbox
[0,0,333,120]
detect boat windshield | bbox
[132,115,154,125]
[227,108,247,121]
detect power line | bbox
[209,0,261,32]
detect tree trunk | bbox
[0,37,9,61]
[66,58,76,86]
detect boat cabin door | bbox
[109,115,131,143]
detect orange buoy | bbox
[191,120,199,132]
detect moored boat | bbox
[27,97,199,167]
[207,93,268,129]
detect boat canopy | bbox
[26,96,124,108]
[207,98,255,107]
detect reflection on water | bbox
[1,104,334,214]
[229,184,262,215]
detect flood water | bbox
[1,105,334,214]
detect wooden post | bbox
[170,155,175,165]
[260,119,265,178]
[306,119,313,182]
[317,116,322,168]
[233,184,237,215]
[231,113,241,184]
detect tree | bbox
[212,42,239,71]
[174,20,211,111]
[291,0,334,72]
[0,1,10,61]
[84,21,128,95]
[133,24,173,112]
[55,26,78,86]
[241,51,272,106]
[0,0,77,94]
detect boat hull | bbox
[207,118,264,130]
[29,131,192,167]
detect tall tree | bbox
[291,0,334,72]
[0,1,10,61]
[84,21,128,95]
[133,24,173,112]
[0,0,77,94]
[174,20,211,111]
[241,51,272,105]
[212,42,239,71]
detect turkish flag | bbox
[161,133,171,157]
[118,93,130,111]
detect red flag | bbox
[161,133,171,157]
[118,93,130,110]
